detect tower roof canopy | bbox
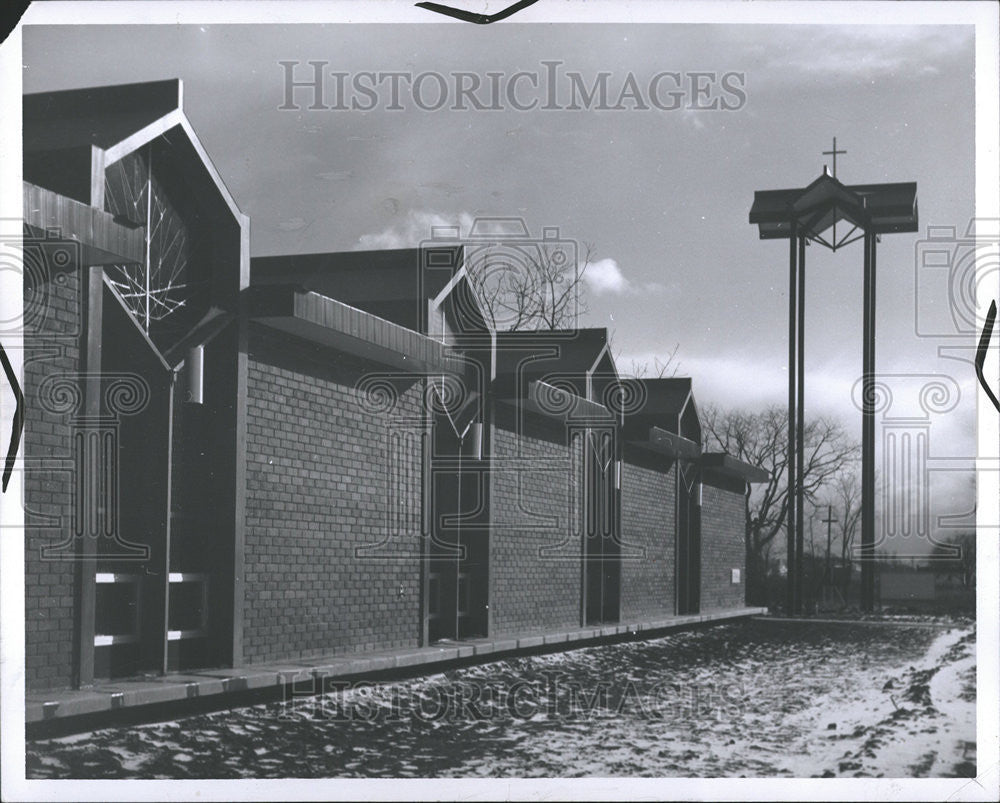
[749,173,918,241]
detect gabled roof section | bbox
[622,377,700,448]
[488,328,618,406]
[24,79,244,224]
[24,80,183,153]
[251,246,485,335]
[638,378,692,422]
[494,328,610,376]
[493,328,612,401]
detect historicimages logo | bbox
[278,60,746,113]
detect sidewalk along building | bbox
[21,78,767,694]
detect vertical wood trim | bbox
[74,145,108,688]
[74,264,103,688]
[160,374,175,674]
[229,218,251,667]
[483,381,495,639]
[229,318,248,667]
[420,389,430,648]
[88,146,105,208]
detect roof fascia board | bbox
[102,109,244,224]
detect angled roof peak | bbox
[25,78,182,121]
[24,78,185,155]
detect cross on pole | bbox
[821,504,838,586]
[822,137,847,179]
[822,137,848,248]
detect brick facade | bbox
[242,326,424,664]
[489,413,583,636]
[620,449,677,621]
[23,294,756,690]
[23,271,82,691]
[700,480,748,611]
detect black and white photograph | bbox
[1,1,998,800]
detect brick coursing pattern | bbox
[24,272,82,691]
[489,420,583,636]
[243,328,424,664]
[620,453,676,621]
[700,482,747,611]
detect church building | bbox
[21,79,766,694]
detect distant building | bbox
[21,80,766,691]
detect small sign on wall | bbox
[731,568,741,584]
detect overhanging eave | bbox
[23,182,145,265]
[243,284,461,375]
[700,452,769,483]
[498,379,615,424]
[628,426,701,460]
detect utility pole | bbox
[821,504,838,585]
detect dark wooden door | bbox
[584,428,620,625]
[677,465,701,615]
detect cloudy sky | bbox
[21,12,983,549]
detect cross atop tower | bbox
[822,137,847,178]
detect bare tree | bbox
[625,342,682,379]
[466,241,593,331]
[700,404,860,604]
[811,466,862,599]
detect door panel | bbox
[677,466,701,615]
[584,427,620,625]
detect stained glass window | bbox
[104,144,209,352]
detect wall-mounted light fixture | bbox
[187,344,204,405]
[461,422,483,460]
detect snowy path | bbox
[774,626,977,778]
[26,619,976,779]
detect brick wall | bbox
[23,270,82,691]
[620,449,676,622]
[242,327,424,664]
[489,413,582,636]
[700,480,747,611]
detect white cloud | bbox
[357,219,655,302]
[584,258,630,295]
[355,210,476,250]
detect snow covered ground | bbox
[25,618,976,779]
